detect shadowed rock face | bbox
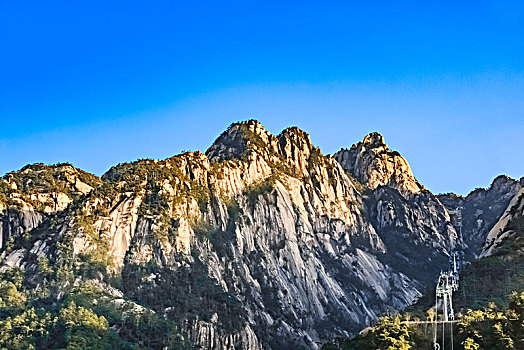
[438,175,523,259]
[480,183,524,257]
[0,121,518,349]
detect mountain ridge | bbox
[0,120,521,349]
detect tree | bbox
[37,257,53,276]
[463,337,480,350]
[0,281,27,311]
[59,301,118,349]
[427,308,436,323]
[492,322,514,349]
[0,307,55,350]
[374,315,412,350]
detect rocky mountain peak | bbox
[0,163,101,249]
[1,163,100,212]
[334,133,424,195]
[481,187,524,257]
[276,126,314,172]
[490,175,519,193]
[3,120,520,350]
[205,120,279,162]
[362,132,387,148]
[465,175,521,203]
[438,174,523,259]
[205,120,318,176]
[278,126,312,146]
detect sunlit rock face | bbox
[0,120,518,349]
[0,163,99,250]
[480,183,524,258]
[334,132,424,196]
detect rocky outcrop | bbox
[334,132,424,195]
[185,320,261,350]
[438,175,523,258]
[0,209,44,251]
[335,132,459,281]
[481,185,524,257]
[0,163,99,250]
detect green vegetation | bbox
[246,176,277,210]
[191,198,241,256]
[324,291,524,350]
[37,257,54,276]
[347,173,366,194]
[455,210,524,310]
[0,266,191,349]
[324,209,524,349]
[307,147,324,168]
[70,208,115,271]
[238,122,268,159]
[123,259,245,335]
[191,218,216,239]
[104,154,214,218]
[373,316,412,349]
[454,292,524,349]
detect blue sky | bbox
[1,1,523,195]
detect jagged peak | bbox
[334,132,424,195]
[334,132,388,155]
[437,192,464,200]
[205,121,323,178]
[278,126,313,148]
[225,119,270,140]
[102,151,211,183]
[16,162,78,174]
[362,132,387,148]
[279,126,310,139]
[205,119,276,162]
[3,162,100,188]
[490,175,518,191]
[463,174,521,201]
[0,162,100,213]
[234,118,265,129]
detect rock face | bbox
[334,132,424,195]
[480,182,524,257]
[335,132,459,280]
[0,120,519,349]
[0,163,99,250]
[438,176,523,259]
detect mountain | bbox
[326,183,524,349]
[0,120,520,349]
[453,182,524,309]
[333,132,424,195]
[0,163,101,250]
[438,175,523,260]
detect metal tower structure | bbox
[436,271,455,321]
[434,253,460,349]
[449,252,459,291]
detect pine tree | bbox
[374,315,412,350]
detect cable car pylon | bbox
[434,252,459,350]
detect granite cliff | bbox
[0,120,520,349]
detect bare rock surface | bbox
[0,120,519,349]
[334,132,424,195]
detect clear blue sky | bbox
[1,1,523,195]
